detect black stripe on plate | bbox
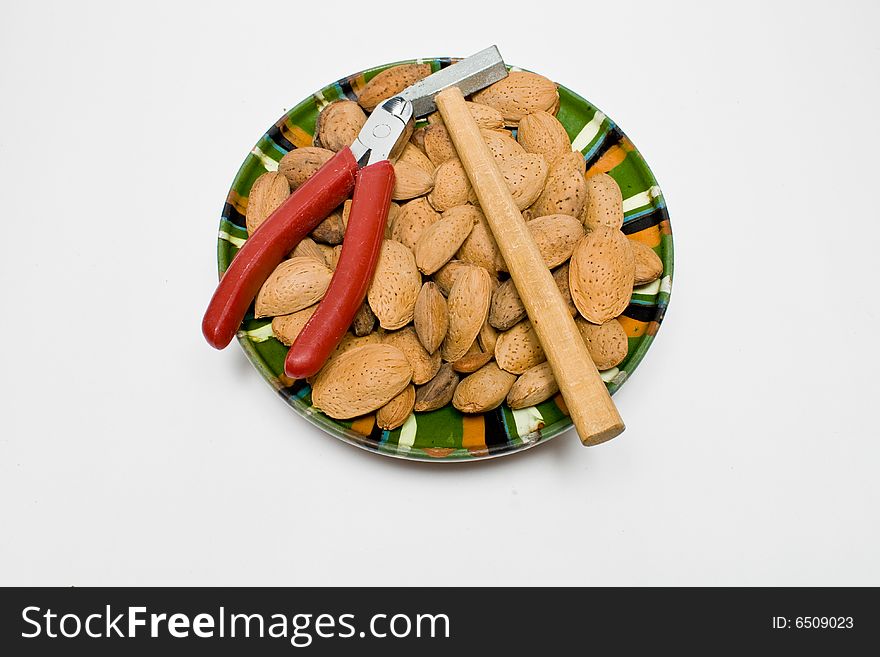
[621,207,666,235]
[583,125,626,170]
[221,202,246,229]
[338,76,360,102]
[622,303,660,323]
[653,303,668,324]
[366,422,385,445]
[484,408,509,449]
[265,123,296,153]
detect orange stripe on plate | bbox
[647,321,661,337]
[227,189,248,216]
[586,145,627,177]
[281,122,314,148]
[659,219,672,236]
[350,416,375,436]
[626,225,661,248]
[461,415,486,451]
[617,316,649,338]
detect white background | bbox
[2,0,878,586]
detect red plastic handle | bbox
[202,147,358,349]
[284,160,395,379]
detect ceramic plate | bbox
[215,57,673,461]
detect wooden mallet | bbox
[435,86,624,445]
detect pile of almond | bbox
[245,65,663,429]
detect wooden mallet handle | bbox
[435,86,624,445]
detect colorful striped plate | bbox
[216,58,673,462]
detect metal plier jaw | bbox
[349,96,414,168]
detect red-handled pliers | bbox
[202,98,412,364]
[202,46,508,378]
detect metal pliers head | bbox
[349,96,414,168]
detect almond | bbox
[311,344,412,419]
[481,128,526,162]
[493,153,549,210]
[314,100,366,152]
[525,214,585,268]
[452,345,493,374]
[427,101,505,130]
[555,150,587,176]
[489,278,527,331]
[471,71,559,126]
[456,206,505,273]
[392,160,434,200]
[529,161,587,219]
[413,282,448,354]
[569,225,635,323]
[467,102,505,129]
[630,239,664,285]
[494,320,546,374]
[315,243,337,269]
[309,332,385,386]
[383,326,442,385]
[423,123,457,166]
[327,245,343,270]
[507,361,559,409]
[517,110,571,165]
[385,201,400,239]
[427,158,472,212]
[487,273,500,296]
[255,257,332,317]
[433,260,476,296]
[391,197,441,250]
[351,301,376,337]
[271,304,318,346]
[367,240,421,330]
[308,332,384,385]
[289,236,325,262]
[311,206,346,245]
[582,173,624,229]
[414,363,458,412]
[478,321,499,355]
[357,63,432,111]
[410,126,428,154]
[376,384,415,430]
[339,199,353,229]
[397,143,434,174]
[576,317,628,370]
[441,266,492,362]
[278,147,334,189]
[452,362,517,413]
[414,204,476,274]
[246,172,289,236]
[328,332,382,362]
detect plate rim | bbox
[218,56,674,462]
